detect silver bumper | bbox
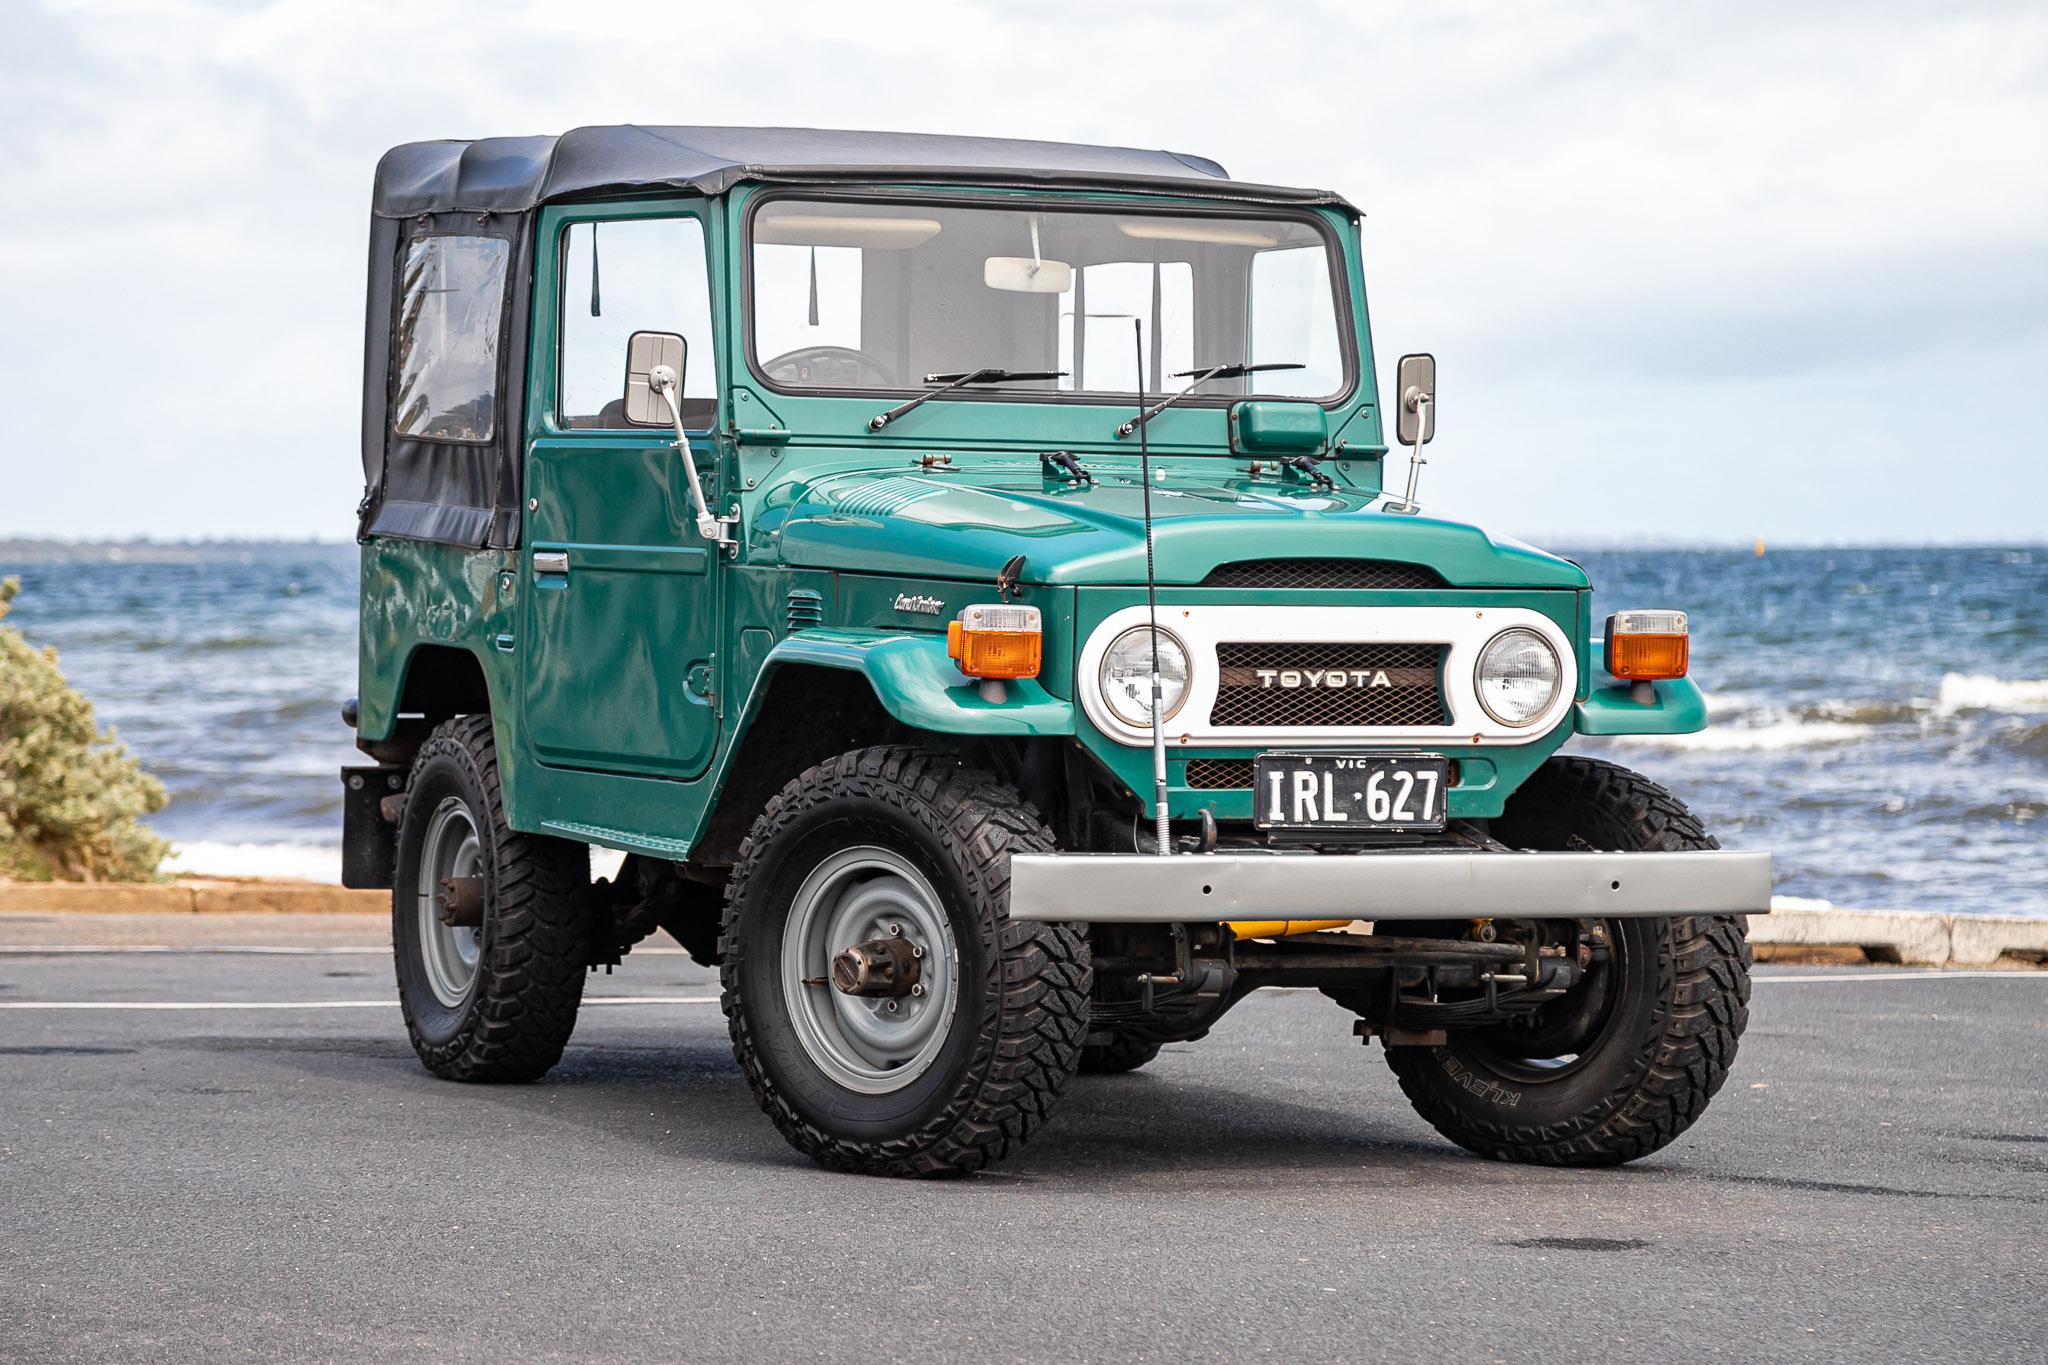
[1007,849,1772,922]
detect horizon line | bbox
[4,535,2044,555]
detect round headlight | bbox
[1475,629,1560,727]
[1099,627,1191,728]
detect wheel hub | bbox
[436,876,485,927]
[781,846,957,1094]
[831,933,924,997]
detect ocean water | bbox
[1568,546,2048,918]
[0,544,360,882]
[1,542,2042,916]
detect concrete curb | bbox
[1751,900,2048,967]
[0,881,385,915]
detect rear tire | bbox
[393,715,590,1082]
[1382,756,1752,1166]
[720,746,1090,1176]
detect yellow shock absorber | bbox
[1226,920,1357,940]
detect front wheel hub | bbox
[832,935,924,997]
[780,846,959,1095]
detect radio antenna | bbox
[1135,320,1170,857]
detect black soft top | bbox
[358,126,1356,550]
[372,124,1353,217]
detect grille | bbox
[785,589,825,632]
[1185,758,1255,789]
[1209,642,1450,727]
[1183,756,1462,789]
[1200,558,1445,590]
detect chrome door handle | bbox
[532,551,569,577]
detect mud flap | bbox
[341,765,408,889]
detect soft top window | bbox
[393,235,510,442]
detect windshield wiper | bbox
[867,368,1067,432]
[1114,361,1306,439]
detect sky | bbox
[0,0,2042,546]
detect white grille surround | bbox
[1075,604,1579,748]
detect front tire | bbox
[1383,756,1752,1166]
[393,715,590,1082]
[720,747,1090,1176]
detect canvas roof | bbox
[372,125,1353,218]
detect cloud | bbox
[0,0,2043,541]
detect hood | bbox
[758,457,1586,589]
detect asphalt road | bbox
[1,913,2043,1364]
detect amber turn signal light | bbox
[1605,610,1689,680]
[947,604,1043,680]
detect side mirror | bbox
[623,330,687,425]
[1395,352,1435,446]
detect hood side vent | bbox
[1200,558,1446,590]
[786,589,825,633]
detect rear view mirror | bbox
[1395,352,1435,446]
[984,256,1073,294]
[623,331,686,425]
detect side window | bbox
[560,217,716,429]
[393,235,510,442]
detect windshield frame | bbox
[737,187,1359,412]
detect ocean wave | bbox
[123,634,286,653]
[1965,798,2047,821]
[1610,719,1870,751]
[160,842,342,884]
[1797,699,1925,726]
[1701,691,1922,728]
[1936,674,2048,715]
[2003,723,2048,762]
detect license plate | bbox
[1253,752,1450,833]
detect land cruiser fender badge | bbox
[893,594,944,616]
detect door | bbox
[521,208,724,779]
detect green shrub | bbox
[0,577,170,881]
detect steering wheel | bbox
[761,345,899,389]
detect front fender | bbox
[764,628,1076,736]
[1573,641,1709,735]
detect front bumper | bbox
[1008,849,1771,923]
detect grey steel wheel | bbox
[416,795,483,1008]
[780,845,958,1095]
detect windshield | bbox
[747,197,1349,403]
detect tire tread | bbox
[1386,755,1751,1166]
[719,745,1089,1177]
[397,714,588,1082]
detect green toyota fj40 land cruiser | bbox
[342,126,1768,1177]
